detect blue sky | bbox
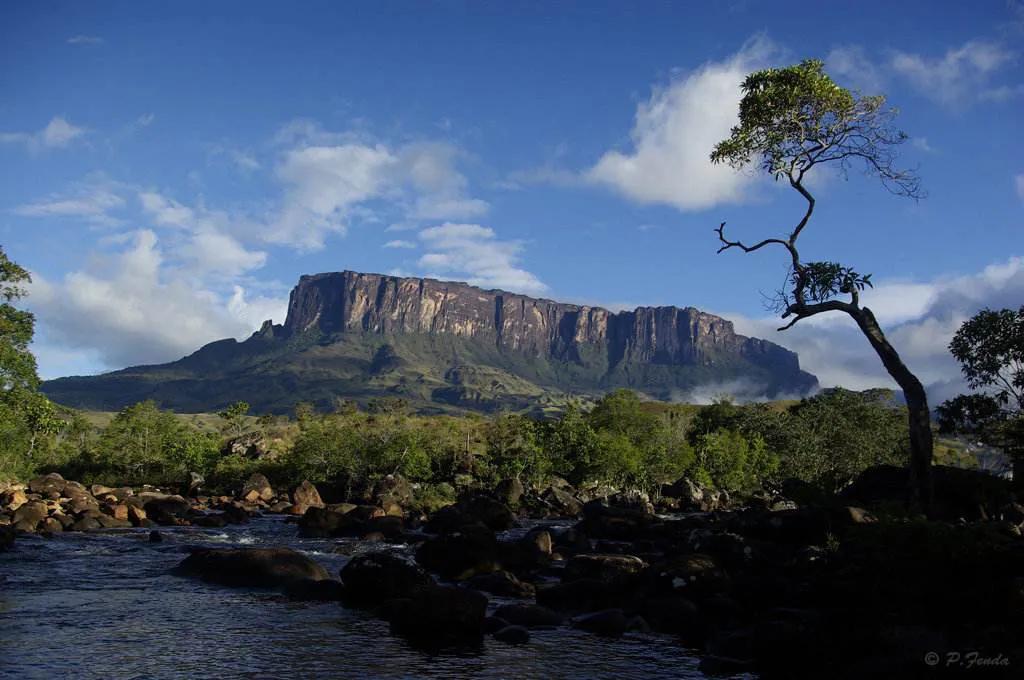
[2,1,1022,402]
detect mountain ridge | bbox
[42,270,819,414]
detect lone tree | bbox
[938,306,1024,486]
[710,59,933,508]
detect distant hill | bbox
[42,271,818,414]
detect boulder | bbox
[386,585,488,641]
[0,525,14,551]
[284,578,347,602]
[372,475,413,514]
[175,548,329,588]
[12,500,48,529]
[223,431,272,459]
[185,472,205,497]
[28,473,66,497]
[493,604,563,628]
[466,570,535,598]
[70,516,102,532]
[291,480,324,515]
[542,487,583,517]
[564,554,647,583]
[239,473,274,503]
[493,625,530,645]
[494,478,525,508]
[416,524,500,579]
[39,517,64,534]
[2,488,28,512]
[340,552,433,604]
[537,578,624,614]
[573,609,629,637]
[139,493,191,518]
[459,495,515,531]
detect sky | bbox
[1,1,1022,405]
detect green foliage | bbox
[948,306,1024,409]
[692,428,778,494]
[798,261,873,303]
[217,400,251,437]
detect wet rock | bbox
[140,493,192,519]
[640,595,702,637]
[193,513,229,528]
[340,552,433,605]
[70,516,102,532]
[416,524,499,579]
[40,517,64,534]
[175,547,329,588]
[362,515,404,539]
[239,473,274,503]
[96,514,132,529]
[290,480,324,515]
[298,506,359,537]
[284,577,347,601]
[386,585,488,642]
[573,609,629,637]
[493,625,530,644]
[460,495,515,531]
[148,530,163,543]
[0,525,14,551]
[564,554,647,583]
[493,604,563,628]
[648,553,730,598]
[537,578,623,614]
[466,570,535,598]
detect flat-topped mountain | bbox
[43,271,818,413]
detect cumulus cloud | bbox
[27,230,286,372]
[724,257,1024,405]
[0,116,87,151]
[586,36,776,211]
[383,239,416,249]
[418,222,547,294]
[890,40,1018,107]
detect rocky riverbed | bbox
[2,469,1024,679]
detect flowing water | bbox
[0,517,720,679]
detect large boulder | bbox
[175,548,329,588]
[416,524,500,580]
[28,473,66,497]
[494,478,525,508]
[493,604,563,628]
[139,492,191,517]
[0,525,16,551]
[2,487,28,512]
[340,552,433,605]
[239,473,274,503]
[386,585,488,642]
[542,486,583,517]
[459,495,515,531]
[12,500,49,531]
[223,432,273,459]
[466,570,535,598]
[371,475,413,515]
[291,480,324,515]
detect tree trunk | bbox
[852,307,934,512]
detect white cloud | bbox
[911,137,935,153]
[587,36,776,211]
[139,191,194,227]
[418,222,547,294]
[13,177,125,227]
[383,239,416,249]
[724,257,1024,405]
[0,116,87,151]
[827,45,886,93]
[891,40,1017,107]
[67,35,104,46]
[181,230,267,277]
[28,230,286,371]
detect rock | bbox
[103,503,130,521]
[193,513,229,528]
[0,525,14,551]
[96,514,132,529]
[648,554,730,599]
[284,578,347,601]
[39,517,64,533]
[424,504,473,534]
[493,604,563,628]
[564,554,647,583]
[640,596,701,637]
[416,524,499,579]
[70,516,102,531]
[573,609,629,637]
[291,480,324,515]
[495,478,525,507]
[372,475,414,513]
[537,578,623,613]
[340,552,433,604]
[493,625,530,645]
[609,489,654,515]
[185,472,205,496]
[2,488,28,512]
[298,506,360,537]
[542,487,583,517]
[363,515,404,539]
[12,500,48,529]
[483,616,510,634]
[269,500,293,513]
[148,530,163,543]
[140,493,191,518]
[386,585,488,642]
[460,495,515,531]
[127,505,148,527]
[466,570,535,598]
[239,473,274,503]
[223,431,273,459]
[175,548,329,588]
[28,473,65,497]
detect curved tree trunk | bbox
[852,307,934,512]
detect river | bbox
[0,516,719,679]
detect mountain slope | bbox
[42,271,818,413]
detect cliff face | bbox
[41,271,817,414]
[280,271,805,378]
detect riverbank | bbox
[2,469,1023,678]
